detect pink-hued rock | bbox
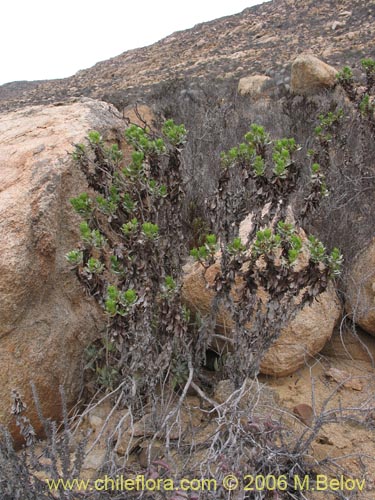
[0,99,124,442]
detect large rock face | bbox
[346,239,375,336]
[291,54,337,95]
[260,286,340,376]
[0,99,122,441]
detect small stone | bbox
[83,449,107,470]
[293,404,314,427]
[138,441,164,468]
[89,415,104,431]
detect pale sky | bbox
[0,0,267,85]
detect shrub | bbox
[359,93,375,117]
[361,57,375,89]
[336,65,353,84]
[61,117,347,499]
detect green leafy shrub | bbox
[253,228,281,257]
[68,119,343,420]
[361,57,375,89]
[253,155,265,176]
[70,192,92,218]
[190,233,218,265]
[65,249,83,267]
[121,217,138,236]
[336,65,353,84]
[79,222,106,248]
[87,129,102,145]
[124,124,166,155]
[84,257,104,275]
[227,237,246,255]
[359,94,375,117]
[314,109,343,142]
[141,221,159,239]
[162,119,187,146]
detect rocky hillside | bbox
[1,0,374,267]
[0,0,374,112]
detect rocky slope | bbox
[0,0,374,112]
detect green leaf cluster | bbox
[253,155,265,176]
[310,163,328,195]
[125,125,165,155]
[287,235,303,264]
[65,250,83,267]
[359,94,374,117]
[88,130,102,145]
[253,222,303,265]
[220,123,270,168]
[277,220,295,238]
[314,109,343,141]
[84,257,105,275]
[163,275,177,294]
[336,66,353,84]
[327,247,344,277]
[308,235,326,263]
[96,366,119,390]
[162,119,187,146]
[227,237,246,255]
[272,138,297,178]
[96,186,120,216]
[142,222,159,239]
[72,143,86,161]
[308,236,343,276]
[244,124,270,149]
[253,228,281,257]
[70,193,92,218]
[123,151,145,177]
[79,222,106,248]
[190,234,218,262]
[105,285,138,316]
[122,192,136,213]
[110,255,123,275]
[361,58,375,75]
[148,179,167,197]
[105,143,123,164]
[121,218,138,236]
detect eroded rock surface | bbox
[0,99,123,440]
